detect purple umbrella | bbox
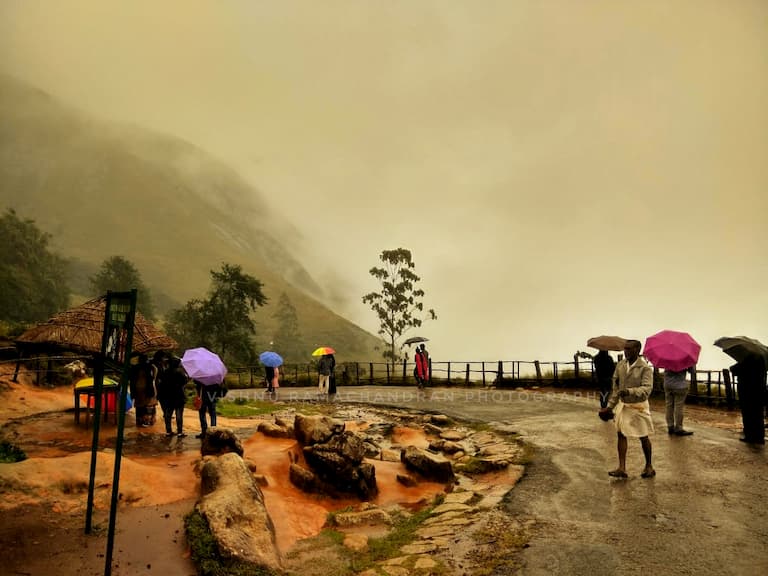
[644,330,701,372]
[181,347,227,385]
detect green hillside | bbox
[0,75,383,362]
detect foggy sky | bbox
[2,0,767,368]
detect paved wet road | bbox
[249,385,768,575]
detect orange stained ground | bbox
[243,429,447,552]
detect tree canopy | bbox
[362,248,436,362]
[89,255,156,320]
[0,209,70,328]
[164,263,267,365]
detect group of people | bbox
[129,351,226,439]
[595,339,767,479]
[129,352,189,437]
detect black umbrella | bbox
[403,336,429,346]
[714,336,768,363]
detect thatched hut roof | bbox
[16,296,177,356]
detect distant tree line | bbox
[1,210,439,368]
[0,209,307,367]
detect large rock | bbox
[257,420,294,438]
[401,446,456,483]
[197,452,281,572]
[200,428,244,457]
[302,431,378,499]
[294,414,345,446]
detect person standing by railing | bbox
[730,355,766,445]
[664,369,693,436]
[415,345,429,389]
[593,350,615,408]
[317,353,335,399]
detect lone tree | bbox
[89,255,156,320]
[362,248,436,362]
[165,263,267,366]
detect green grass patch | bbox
[0,440,26,463]
[349,504,439,571]
[215,399,284,418]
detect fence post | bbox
[690,369,698,396]
[465,363,470,386]
[534,360,541,383]
[402,359,407,380]
[386,363,391,385]
[356,362,360,385]
[497,361,503,385]
[427,358,432,384]
[369,363,374,385]
[447,362,451,385]
[553,362,559,383]
[573,354,579,381]
[723,368,733,407]
[482,361,486,387]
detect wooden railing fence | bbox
[3,355,742,407]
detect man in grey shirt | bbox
[664,369,693,436]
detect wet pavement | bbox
[239,385,768,575]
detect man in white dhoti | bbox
[599,339,655,479]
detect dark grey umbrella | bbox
[403,336,429,346]
[714,336,768,363]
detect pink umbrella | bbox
[644,330,701,372]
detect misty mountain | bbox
[0,75,382,361]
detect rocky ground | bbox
[0,365,534,576]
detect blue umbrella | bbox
[259,351,284,368]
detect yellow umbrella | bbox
[311,346,336,356]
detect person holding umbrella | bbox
[317,353,335,399]
[599,339,655,479]
[259,351,284,401]
[643,329,701,437]
[730,354,766,445]
[415,345,429,389]
[593,350,615,409]
[664,369,693,436]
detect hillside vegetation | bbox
[0,75,382,362]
